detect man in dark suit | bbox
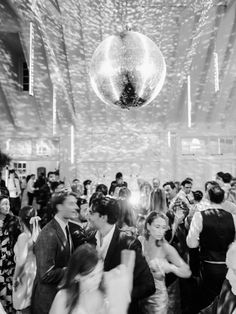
[200,241,236,314]
[32,191,78,314]
[108,172,127,196]
[88,196,155,314]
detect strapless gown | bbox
[139,237,168,314]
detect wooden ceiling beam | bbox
[221,77,236,125]
[0,25,20,33]
[192,4,224,124]
[0,83,17,128]
[167,12,200,126]
[207,5,236,123]
[32,5,77,126]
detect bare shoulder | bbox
[162,241,175,256]
[17,232,28,242]
[55,289,67,300]
[49,289,67,314]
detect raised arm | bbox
[164,242,191,278]
[13,233,29,285]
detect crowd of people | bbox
[0,169,236,314]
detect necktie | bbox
[65,225,71,253]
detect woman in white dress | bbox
[50,244,134,314]
[13,206,41,313]
[140,211,191,314]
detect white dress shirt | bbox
[7,177,21,198]
[187,205,236,249]
[54,215,69,240]
[95,224,116,260]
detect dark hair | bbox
[118,187,131,199]
[62,244,99,314]
[144,211,169,243]
[208,186,225,204]
[95,184,108,196]
[193,190,203,202]
[185,177,193,182]
[223,172,232,184]
[0,195,9,203]
[216,172,224,179]
[26,175,31,183]
[116,172,123,179]
[19,206,37,233]
[51,191,76,214]
[89,191,104,207]
[181,179,192,187]
[163,181,176,190]
[83,179,92,196]
[83,180,92,186]
[76,198,88,213]
[91,197,119,224]
[117,199,136,228]
[204,180,219,192]
[9,169,15,174]
[72,179,79,183]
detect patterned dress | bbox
[0,214,21,313]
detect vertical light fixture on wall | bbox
[187,75,192,128]
[52,86,57,135]
[5,167,8,187]
[167,131,171,147]
[71,125,74,164]
[29,22,35,96]
[213,52,219,92]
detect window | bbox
[220,137,234,154]
[13,162,27,175]
[209,137,235,155]
[181,138,206,155]
[22,62,29,91]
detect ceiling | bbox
[0,0,236,137]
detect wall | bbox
[59,124,236,192]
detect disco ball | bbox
[89,30,166,109]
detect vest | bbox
[200,208,235,262]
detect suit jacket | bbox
[32,218,71,314]
[37,183,51,207]
[69,221,97,249]
[108,181,128,195]
[100,226,155,314]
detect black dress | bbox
[0,214,21,313]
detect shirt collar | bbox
[55,214,68,233]
[96,224,116,249]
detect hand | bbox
[149,258,172,275]
[174,209,185,224]
[104,265,131,314]
[13,276,22,290]
[104,251,135,314]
